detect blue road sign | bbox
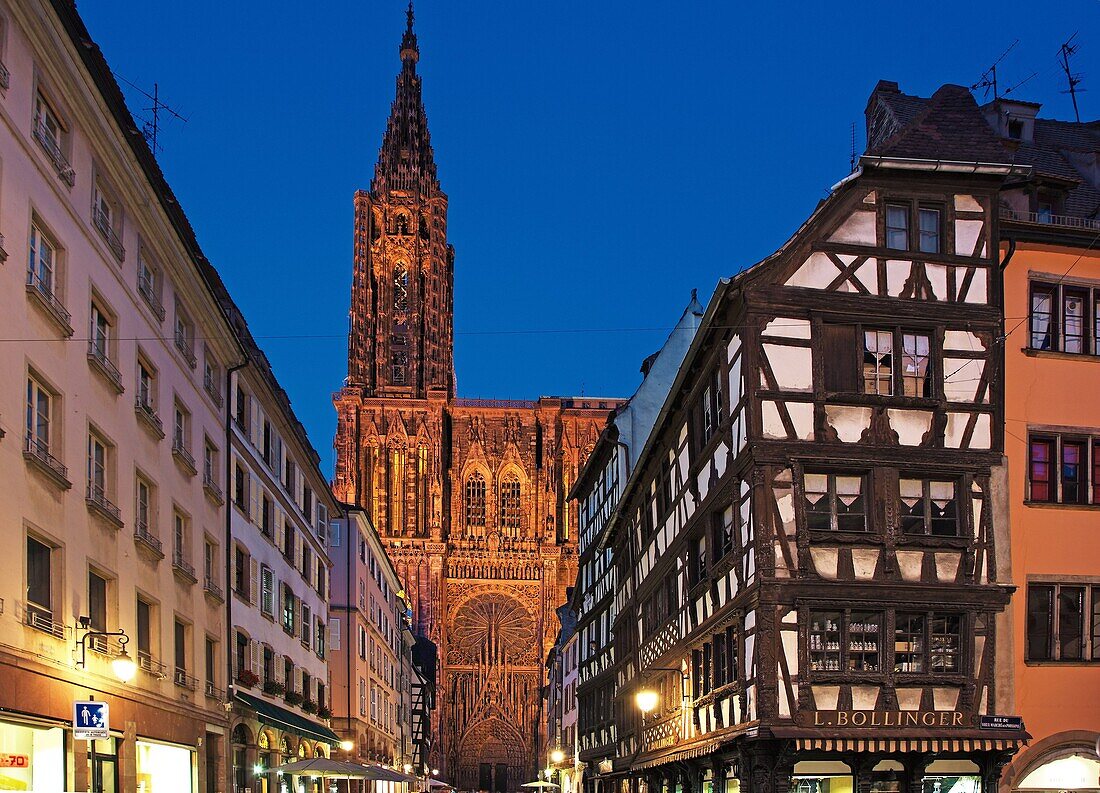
[73,701,110,740]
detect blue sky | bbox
[81,1,1100,475]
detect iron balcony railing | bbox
[137,274,165,320]
[172,435,196,473]
[92,206,125,261]
[203,470,224,502]
[32,119,75,186]
[87,341,124,391]
[26,267,72,330]
[86,480,122,524]
[203,576,224,600]
[204,680,224,699]
[25,604,65,638]
[23,432,69,483]
[0,59,10,90]
[134,521,164,557]
[1000,207,1100,230]
[135,397,164,437]
[138,650,166,678]
[203,371,223,408]
[174,668,198,690]
[174,329,196,368]
[172,551,197,582]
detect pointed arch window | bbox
[394,214,410,236]
[393,265,409,313]
[499,474,522,536]
[465,472,486,531]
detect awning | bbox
[794,737,1025,753]
[234,690,340,744]
[634,738,726,770]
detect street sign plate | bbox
[73,701,109,740]
[979,715,1024,730]
[0,754,29,768]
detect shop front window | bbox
[922,760,982,793]
[136,740,193,793]
[1017,752,1100,792]
[792,762,853,793]
[0,721,65,791]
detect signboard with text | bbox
[802,710,968,728]
[979,715,1025,730]
[73,701,109,740]
[0,754,29,768]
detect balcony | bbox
[32,120,75,186]
[87,342,124,393]
[203,576,224,602]
[0,59,9,90]
[172,437,197,476]
[174,330,196,369]
[138,275,165,321]
[23,432,71,490]
[203,371,223,408]
[138,650,167,679]
[86,481,123,528]
[92,206,125,262]
[204,680,224,699]
[172,551,197,584]
[203,471,224,504]
[174,668,198,691]
[24,604,65,639]
[0,233,8,263]
[135,398,165,439]
[1001,207,1100,231]
[26,269,73,336]
[133,521,164,560]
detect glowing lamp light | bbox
[550,749,565,765]
[404,764,413,774]
[340,740,355,752]
[432,769,440,776]
[635,688,660,714]
[111,649,137,683]
[253,765,265,776]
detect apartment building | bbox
[0,1,241,790]
[330,507,418,777]
[224,339,341,793]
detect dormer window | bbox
[886,205,909,250]
[1008,119,1024,140]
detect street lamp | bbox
[76,620,137,683]
[431,770,440,777]
[634,688,659,715]
[550,749,565,765]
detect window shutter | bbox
[330,617,342,651]
[250,559,259,606]
[821,324,859,393]
[249,637,257,672]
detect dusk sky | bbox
[81,1,1100,475]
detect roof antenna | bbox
[1059,33,1084,123]
[849,121,858,172]
[113,73,188,156]
[971,39,1019,100]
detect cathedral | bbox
[332,7,621,790]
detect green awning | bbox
[234,690,340,744]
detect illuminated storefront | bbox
[135,739,195,793]
[0,718,66,792]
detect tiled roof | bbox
[869,84,1009,163]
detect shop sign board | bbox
[73,701,109,740]
[804,710,967,727]
[978,715,1024,730]
[0,754,29,768]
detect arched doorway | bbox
[231,724,253,793]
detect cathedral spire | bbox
[373,1,437,194]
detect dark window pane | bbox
[929,481,959,537]
[1063,289,1088,354]
[930,614,961,672]
[895,612,925,673]
[26,537,51,610]
[918,208,940,254]
[886,205,909,250]
[1062,441,1086,504]
[1027,585,1054,661]
[88,572,107,632]
[1092,589,1100,661]
[1059,587,1085,661]
[1029,439,1054,502]
[137,599,151,653]
[1030,284,1056,350]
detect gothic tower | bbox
[334,7,622,789]
[348,3,454,398]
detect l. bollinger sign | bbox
[804,710,967,727]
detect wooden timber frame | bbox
[591,159,1032,793]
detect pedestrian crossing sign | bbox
[73,701,109,740]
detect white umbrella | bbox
[521,783,560,789]
[425,780,451,788]
[267,758,395,780]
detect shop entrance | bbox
[89,738,119,793]
[1016,752,1100,793]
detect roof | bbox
[49,0,333,480]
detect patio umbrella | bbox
[521,783,560,789]
[425,779,451,788]
[267,758,393,779]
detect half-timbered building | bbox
[596,84,1031,793]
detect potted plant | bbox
[284,690,303,706]
[236,669,259,687]
[263,680,286,696]
[301,699,318,714]
[317,704,332,719]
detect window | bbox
[87,430,112,503]
[25,375,54,457]
[137,598,154,662]
[284,458,296,493]
[894,612,925,672]
[804,472,866,532]
[262,646,275,684]
[235,385,250,431]
[283,524,295,562]
[205,637,217,688]
[261,493,273,536]
[261,566,275,616]
[808,611,882,672]
[137,356,157,411]
[823,324,935,398]
[204,539,218,587]
[392,351,408,385]
[173,301,195,367]
[89,300,114,364]
[465,472,486,530]
[898,478,959,536]
[283,657,294,692]
[203,352,222,405]
[26,536,54,626]
[174,619,188,675]
[172,510,189,562]
[234,463,248,510]
[886,204,909,250]
[33,93,72,183]
[1030,281,1100,355]
[235,632,249,677]
[135,475,155,534]
[886,611,965,675]
[316,619,326,659]
[203,440,219,487]
[27,223,58,298]
[690,533,707,586]
[699,368,723,446]
[92,179,124,260]
[234,547,250,600]
[863,330,893,395]
[282,585,296,634]
[901,333,932,397]
[1028,434,1100,505]
[918,207,941,254]
[499,474,522,535]
[173,401,191,454]
[303,486,313,518]
[929,614,962,672]
[302,546,313,585]
[1027,583,1100,662]
[88,570,108,634]
[137,252,163,318]
[712,505,736,561]
[301,604,312,647]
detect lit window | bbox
[465,472,486,530]
[499,474,522,535]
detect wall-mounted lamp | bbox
[76,617,136,683]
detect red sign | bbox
[0,754,29,768]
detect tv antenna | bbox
[112,73,188,155]
[1059,33,1084,123]
[971,39,1019,100]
